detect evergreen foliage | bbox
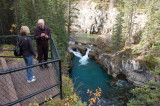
[65,0,79,47]
[0,0,68,60]
[111,11,123,51]
[115,0,160,105]
[123,0,136,46]
[128,82,160,106]
[118,0,160,105]
[0,0,15,35]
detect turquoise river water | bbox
[69,54,134,105]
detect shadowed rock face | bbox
[97,52,154,87]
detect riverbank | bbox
[68,52,134,105]
[67,42,155,87]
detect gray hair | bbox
[38,19,45,24]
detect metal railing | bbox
[0,35,62,106]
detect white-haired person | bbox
[19,26,36,83]
[34,19,51,68]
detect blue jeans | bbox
[23,56,34,80]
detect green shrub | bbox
[143,55,158,70]
[43,75,86,106]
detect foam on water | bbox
[69,45,92,65]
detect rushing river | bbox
[69,44,134,105]
[70,56,113,101]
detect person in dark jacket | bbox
[19,26,36,83]
[34,19,51,68]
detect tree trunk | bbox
[14,0,19,34]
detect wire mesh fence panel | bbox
[0,36,35,58]
[0,35,17,46]
[0,61,60,105]
[0,35,62,106]
[0,74,17,105]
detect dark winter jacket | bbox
[34,26,51,45]
[18,35,36,57]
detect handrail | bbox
[0,59,60,75]
[0,35,33,37]
[0,49,15,51]
[3,83,60,106]
[0,34,62,105]
[0,35,60,60]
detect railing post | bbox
[59,61,63,99]
[50,38,53,60]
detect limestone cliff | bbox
[71,0,147,37]
[68,0,155,87]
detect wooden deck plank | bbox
[0,59,60,106]
[0,58,20,106]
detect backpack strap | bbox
[17,36,24,47]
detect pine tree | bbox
[111,11,123,52]
[0,0,15,35]
[66,0,79,45]
[123,0,136,46]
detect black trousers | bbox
[37,42,49,62]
